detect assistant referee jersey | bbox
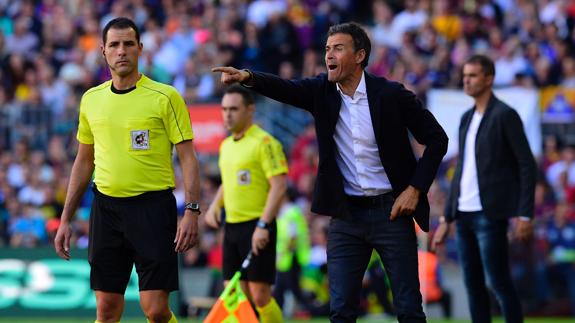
[77,74,194,197]
[219,124,288,223]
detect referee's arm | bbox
[54,143,95,260]
[205,185,223,228]
[252,174,287,255]
[174,139,201,252]
[260,174,287,224]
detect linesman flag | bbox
[204,252,258,323]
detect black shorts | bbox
[223,219,277,284]
[89,187,178,293]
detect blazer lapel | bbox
[325,81,342,134]
[474,92,497,153]
[459,111,473,154]
[365,72,384,152]
[476,93,497,134]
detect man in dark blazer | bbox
[213,22,448,323]
[433,55,536,323]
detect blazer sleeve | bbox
[502,108,536,218]
[397,84,448,194]
[249,71,322,115]
[443,112,469,222]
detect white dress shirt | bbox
[334,72,392,196]
[458,111,483,211]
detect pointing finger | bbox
[211,66,236,74]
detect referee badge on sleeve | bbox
[237,170,251,185]
[131,130,150,150]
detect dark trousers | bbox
[327,196,425,323]
[456,211,523,323]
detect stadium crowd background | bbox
[2,0,575,318]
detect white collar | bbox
[336,71,366,98]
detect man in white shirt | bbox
[433,55,536,323]
[213,22,448,323]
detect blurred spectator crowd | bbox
[3,0,575,318]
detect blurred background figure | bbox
[274,187,312,317]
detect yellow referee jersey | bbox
[219,125,288,223]
[77,74,194,197]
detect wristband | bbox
[256,220,270,230]
[242,69,254,86]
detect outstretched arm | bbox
[212,66,320,113]
[211,66,252,85]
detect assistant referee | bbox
[54,17,201,323]
[205,85,287,323]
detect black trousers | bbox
[327,195,425,323]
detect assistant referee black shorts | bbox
[88,186,178,293]
[223,219,277,284]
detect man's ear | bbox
[486,74,495,87]
[355,49,366,65]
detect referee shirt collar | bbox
[233,124,257,141]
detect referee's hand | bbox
[174,210,199,252]
[54,221,72,260]
[252,227,269,256]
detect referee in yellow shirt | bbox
[54,17,201,323]
[206,85,287,322]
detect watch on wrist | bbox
[256,220,270,230]
[185,202,201,214]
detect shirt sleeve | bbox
[76,96,94,144]
[259,135,288,178]
[165,89,194,144]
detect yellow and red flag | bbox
[203,271,258,323]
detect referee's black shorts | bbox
[88,186,178,294]
[223,219,277,284]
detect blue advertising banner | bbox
[0,248,178,317]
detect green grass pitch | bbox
[0,318,573,323]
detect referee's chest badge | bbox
[237,170,251,185]
[131,130,150,150]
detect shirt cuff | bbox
[240,69,254,88]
